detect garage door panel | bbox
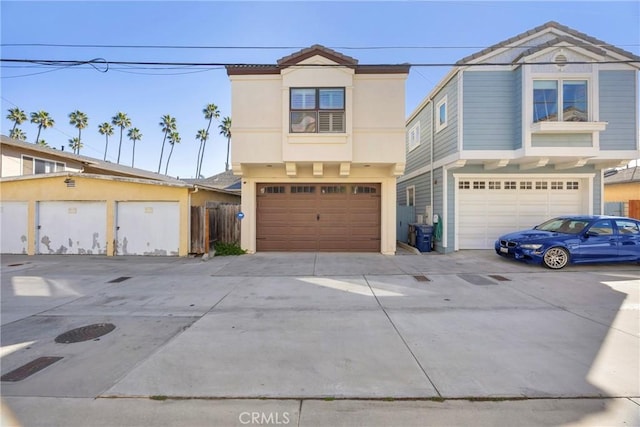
[1,202,28,254]
[458,177,586,249]
[256,183,380,252]
[37,201,107,255]
[116,202,179,256]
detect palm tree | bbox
[219,116,232,172]
[98,122,114,160]
[164,131,181,175]
[9,128,27,141]
[111,112,131,164]
[195,129,209,177]
[6,107,27,133]
[37,139,48,147]
[127,127,142,167]
[68,137,83,154]
[30,111,55,144]
[158,114,177,173]
[68,110,88,150]
[198,103,219,177]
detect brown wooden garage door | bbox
[257,183,381,252]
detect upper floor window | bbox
[436,96,448,133]
[408,122,420,151]
[533,79,588,123]
[22,155,65,175]
[290,87,345,133]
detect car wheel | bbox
[543,247,569,269]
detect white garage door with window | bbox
[37,201,107,255]
[456,176,589,249]
[116,201,180,256]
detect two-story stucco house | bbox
[398,21,640,252]
[226,45,410,254]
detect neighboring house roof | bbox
[183,170,241,192]
[456,21,640,66]
[1,134,183,184]
[604,167,640,184]
[226,44,410,75]
[0,171,193,188]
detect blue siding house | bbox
[398,21,640,251]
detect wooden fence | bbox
[190,203,241,254]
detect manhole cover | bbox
[55,323,116,344]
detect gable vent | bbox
[554,53,568,69]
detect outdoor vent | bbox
[554,53,568,69]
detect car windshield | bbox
[535,218,590,234]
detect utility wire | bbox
[2,43,639,50]
[2,58,638,67]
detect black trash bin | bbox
[415,225,433,252]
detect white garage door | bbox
[1,202,28,254]
[457,177,587,249]
[116,202,180,256]
[37,201,107,255]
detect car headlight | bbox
[519,243,543,250]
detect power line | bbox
[2,43,639,50]
[2,58,638,67]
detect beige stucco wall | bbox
[604,182,640,202]
[0,175,191,256]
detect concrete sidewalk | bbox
[1,251,639,426]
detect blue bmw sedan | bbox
[495,215,640,269]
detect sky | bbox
[1,1,639,179]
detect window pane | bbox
[34,159,46,174]
[290,111,317,133]
[563,80,587,122]
[439,103,446,125]
[533,80,558,122]
[319,89,344,109]
[291,89,316,110]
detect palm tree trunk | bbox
[11,122,17,132]
[165,144,175,175]
[132,141,136,167]
[195,140,204,178]
[198,139,207,177]
[35,125,43,144]
[158,133,168,173]
[103,136,109,160]
[117,128,124,163]
[77,129,82,155]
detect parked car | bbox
[495,215,640,269]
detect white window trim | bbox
[436,96,448,133]
[408,122,420,152]
[406,185,415,207]
[522,66,604,156]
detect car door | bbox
[578,219,618,261]
[614,219,640,260]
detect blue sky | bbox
[2,1,639,179]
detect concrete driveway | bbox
[1,251,639,426]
